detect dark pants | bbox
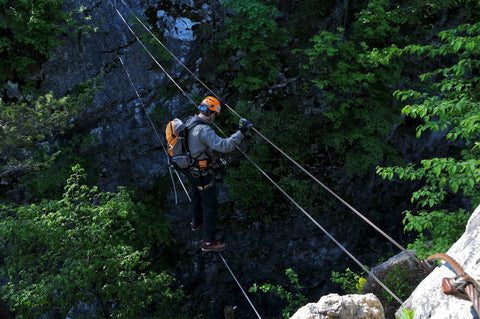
[187,172,218,242]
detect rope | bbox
[111,0,404,305]
[117,54,181,203]
[112,8,263,316]
[114,0,418,266]
[218,252,263,319]
[226,136,404,305]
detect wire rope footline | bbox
[114,0,417,266]
[111,0,403,305]
[230,142,404,306]
[218,252,263,319]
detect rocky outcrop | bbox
[290,204,480,319]
[290,293,384,319]
[362,250,425,318]
[397,204,480,319]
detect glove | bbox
[238,118,253,134]
[211,158,226,173]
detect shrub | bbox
[219,0,290,93]
[377,19,480,256]
[0,165,182,318]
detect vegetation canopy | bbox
[0,165,182,318]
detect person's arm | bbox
[200,125,244,154]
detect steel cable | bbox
[114,0,419,265]
[113,3,263,315]
[111,0,404,305]
[218,252,263,319]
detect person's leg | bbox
[187,174,203,228]
[200,183,218,242]
[190,185,203,228]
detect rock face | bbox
[290,293,384,319]
[39,0,212,192]
[397,204,480,319]
[291,205,480,319]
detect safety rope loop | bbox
[420,259,438,274]
[425,253,480,317]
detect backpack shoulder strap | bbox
[182,117,203,153]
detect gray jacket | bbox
[185,115,244,162]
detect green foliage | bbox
[249,268,307,319]
[382,265,416,302]
[330,267,366,294]
[0,0,64,87]
[1,94,78,148]
[0,75,101,190]
[398,308,415,319]
[352,0,432,47]
[0,76,100,149]
[302,26,403,174]
[219,0,290,93]
[299,0,475,175]
[402,208,470,257]
[377,19,480,256]
[0,0,95,90]
[299,0,422,176]
[0,165,181,318]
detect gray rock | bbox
[397,204,480,319]
[290,293,385,319]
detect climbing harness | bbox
[422,253,480,316]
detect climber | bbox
[184,96,253,252]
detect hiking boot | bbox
[201,240,225,252]
[190,222,203,232]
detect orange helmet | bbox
[199,96,221,115]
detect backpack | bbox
[165,117,201,170]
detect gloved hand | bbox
[211,158,226,173]
[238,118,253,134]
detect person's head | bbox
[198,96,221,121]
